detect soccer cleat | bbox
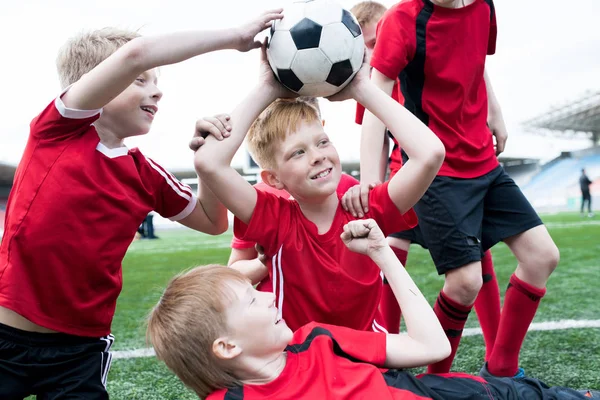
[479,363,525,380]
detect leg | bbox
[481,168,559,377]
[473,249,500,361]
[412,175,490,373]
[382,235,410,334]
[581,193,586,214]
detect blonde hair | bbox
[247,98,321,169]
[350,1,388,27]
[147,265,248,399]
[56,27,140,89]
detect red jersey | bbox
[208,322,493,400]
[0,95,196,337]
[371,0,499,178]
[230,173,359,250]
[234,182,417,332]
[356,81,404,177]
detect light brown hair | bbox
[247,98,321,169]
[350,1,388,27]
[56,27,140,89]
[146,265,248,399]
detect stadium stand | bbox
[523,91,600,212]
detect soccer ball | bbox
[267,0,364,97]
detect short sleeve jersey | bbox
[234,182,417,332]
[371,0,499,178]
[0,94,196,337]
[208,323,495,400]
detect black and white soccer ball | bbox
[267,0,364,97]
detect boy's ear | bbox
[212,336,242,360]
[260,169,284,190]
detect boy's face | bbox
[224,280,293,356]
[362,22,378,61]
[271,121,341,202]
[101,68,163,138]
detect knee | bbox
[444,270,483,306]
[523,242,560,276]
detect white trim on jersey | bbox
[55,85,102,120]
[372,319,389,334]
[96,142,129,158]
[272,245,284,322]
[169,194,198,221]
[144,156,193,202]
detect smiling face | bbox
[98,68,163,139]
[268,120,341,203]
[222,280,293,358]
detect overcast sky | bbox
[1,0,598,171]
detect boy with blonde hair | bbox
[147,220,594,400]
[192,45,445,334]
[0,10,282,398]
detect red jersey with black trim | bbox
[208,322,497,400]
[0,94,196,337]
[356,81,404,176]
[371,0,499,178]
[234,182,417,332]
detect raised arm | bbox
[228,246,269,285]
[341,220,450,369]
[193,45,289,224]
[62,10,283,111]
[354,68,445,214]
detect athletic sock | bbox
[380,247,408,334]
[487,274,546,377]
[427,290,472,373]
[473,250,501,361]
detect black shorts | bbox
[0,322,114,400]
[389,225,428,249]
[387,370,589,399]
[412,165,543,275]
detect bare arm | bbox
[354,69,445,214]
[341,220,450,369]
[360,73,396,185]
[484,69,508,156]
[178,179,228,235]
[228,247,269,285]
[62,10,283,111]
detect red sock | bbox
[473,250,501,361]
[380,247,408,334]
[427,291,472,374]
[487,274,546,377]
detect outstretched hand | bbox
[189,114,231,152]
[340,219,387,257]
[234,9,284,52]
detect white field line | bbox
[545,220,600,228]
[113,319,600,360]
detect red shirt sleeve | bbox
[293,322,387,366]
[337,174,359,196]
[30,95,101,142]
[366,181,418,236]
[355,102,366,125]
[233,189,292,257]
[370,4,417,81]
[143,155,197,221]
[488,0,497,55]
[231,226,256,250]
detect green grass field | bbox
[101,212,600,399]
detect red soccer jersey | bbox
[0,95,196,337]
[234,182,417,332]
[209,322,483,400]
[356,81,404,177]
[371,0,499,178]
